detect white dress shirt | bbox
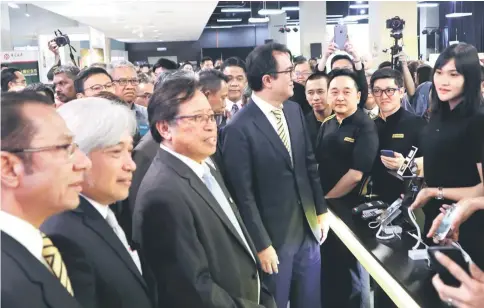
[363,105,380,119]
[81,195,143,274]
[225,99,243,114]
[251,93,293,157]
[0,210,48,267]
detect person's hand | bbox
[409,187,436,210]
[317,214,330,245]
[397,51,408,65]
[380,152,404,170]
[344,40,360,62]
[48,40,59,55]
[324,40,338,58]
[432,251,484,308]
[427,200,478,243]
[258,246,279,275]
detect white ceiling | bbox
[29,0,218,42]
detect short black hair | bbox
[246,42,292,92]
[305,72,328,85]
[1,91,54,170]
[180,62,193,70]
[148,71,200,142]
[54,65,80,80]
[1,67,21,92]
[331,55,354,69]
[1,63,8,69]
[220,57,246,73]
[201,56,213,65]
[140,63,151,69]
[309,57,317,62]
[328,69,360,91]
[370,68,404,90]
[23,83,55,103]
[74,67,112,93]
[416,65,432,84]
[378,61,393,70]
[199,69,229,94]
[152,58,178,72]
[293,56,308,66]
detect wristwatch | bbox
[436,187,444,200]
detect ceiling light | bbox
[211,25,233,29]
[360,9,366,14]
[327,15,344,18]
[327,20,339,24]
[417,3,439,7]
[445,12,472,18]
[157,47,167,51]
[349,4,369,9]
[258,9,284,15]
[344,21,359,24]
[217,18,242,22]
[8,3,19,9]
[282,6,299,11]
[153,29,159,32]
[286,16,290,20]
[356,1,364,3]
[249,17,270,23]
[221,8,251,13]
[25,13,30,17]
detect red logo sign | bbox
[3,54,9,60]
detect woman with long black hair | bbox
[410,43,484,266]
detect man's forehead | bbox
[112,67,137,77]
[373,78,397,87]
[306,79,327,89]
[330,76,356,88]
[85,74,111,85]
[23,104,72,138]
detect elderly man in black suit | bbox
[41,98,155,308]
[220,42,329,308]
[133,71,276,308]
[1,92,91,308]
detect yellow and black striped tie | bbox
[271,109,292,158]
[41,233,74,296]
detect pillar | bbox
[419,6,439,61]
[369,1,418,66]
[1,3,12,51]
[299,1,326,58]
[268,12,288,45]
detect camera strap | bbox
[67,44,78,67]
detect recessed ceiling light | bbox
[249,17,270,23]
[445,12,472,18]
[282,6,299,11]
[217,18,242,22]
[349,4,369,9]
[153,29,159,32]
[8,3,19,9]
[25,13,30,17]
[327,15,344,18]
[258,9,284,15]
[286,16,290,20]
[211,25,233,29]
[221,8,251,13]
[417,3,439,7]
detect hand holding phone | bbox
[428,246,470,287]
[334,25,348,50]
[380,150,395,157]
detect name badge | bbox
[344,137,355,143]
[392,134,405,139]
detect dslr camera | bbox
[386,16,405,33]
[53,29,71,47]
[385,16,406,70]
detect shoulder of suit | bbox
[322,114,336,124]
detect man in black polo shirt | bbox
[304,72,332,149]
[370,68,427,203]
[315,69,379,198]
[315,69,378,308]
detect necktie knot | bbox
[271,108,283,120]
[231,103,239,114]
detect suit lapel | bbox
[75,198,148,291]
[1,232,79,307]
[248,100,293,169]
[159,149,255,261]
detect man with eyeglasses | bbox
[108,60,149,137]
[135,73,154,108]
[370,68,426,203]
[1,67,27,92]
[289,56,312,114]
[75,67,115,98]
[132,69,275,308]
[1,91,91,308]
[315,69,378,308]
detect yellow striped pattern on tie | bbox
[42,233,74,296]
[271,109,291,156]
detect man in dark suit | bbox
[133,71,276,308]
[221,42,328,308]
[1,92,91,308]
[41,97,155,308]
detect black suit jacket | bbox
[1,232,82,308]
[41,197,155,308]
[133,148,276,308]
[221,99,327,252]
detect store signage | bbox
[1,51,38,63]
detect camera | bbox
[386,16,405,32]
[53,29,71,47]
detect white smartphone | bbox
[334,24,348,50]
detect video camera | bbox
[385,16,405,70]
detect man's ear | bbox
[156,121,172,142]
[261,74,272,89]
[0,152,24,188]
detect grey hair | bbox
[107,60,137,76]
[54,65,80,80]
[154,69,198,91]
[57,97,137,154]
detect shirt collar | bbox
[0,210,43,262]
[337,108,359,125]
[81,194,109,219]
[226,98,243,108]
[160,143,206,180]
[383,106,403,123]
[363,105,379,117]
[251,93,283,116]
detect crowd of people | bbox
[1,37,484,308]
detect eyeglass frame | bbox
[172,113,217,125]
[113,78,140,87]
[371,87,401,97]
[3,142,79,160]
[84,81,115,93]
[265,68,295,77]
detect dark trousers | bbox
[321,231,371,308]
[263,234,321,308]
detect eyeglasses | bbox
[173,113,216,125]
[4,142,79,160]
[372,88,400,97]
[113,79,140,86]
[267,68,294,76]
[86,82,115,92]
[294,71,312,78]
[137,93,152,99]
